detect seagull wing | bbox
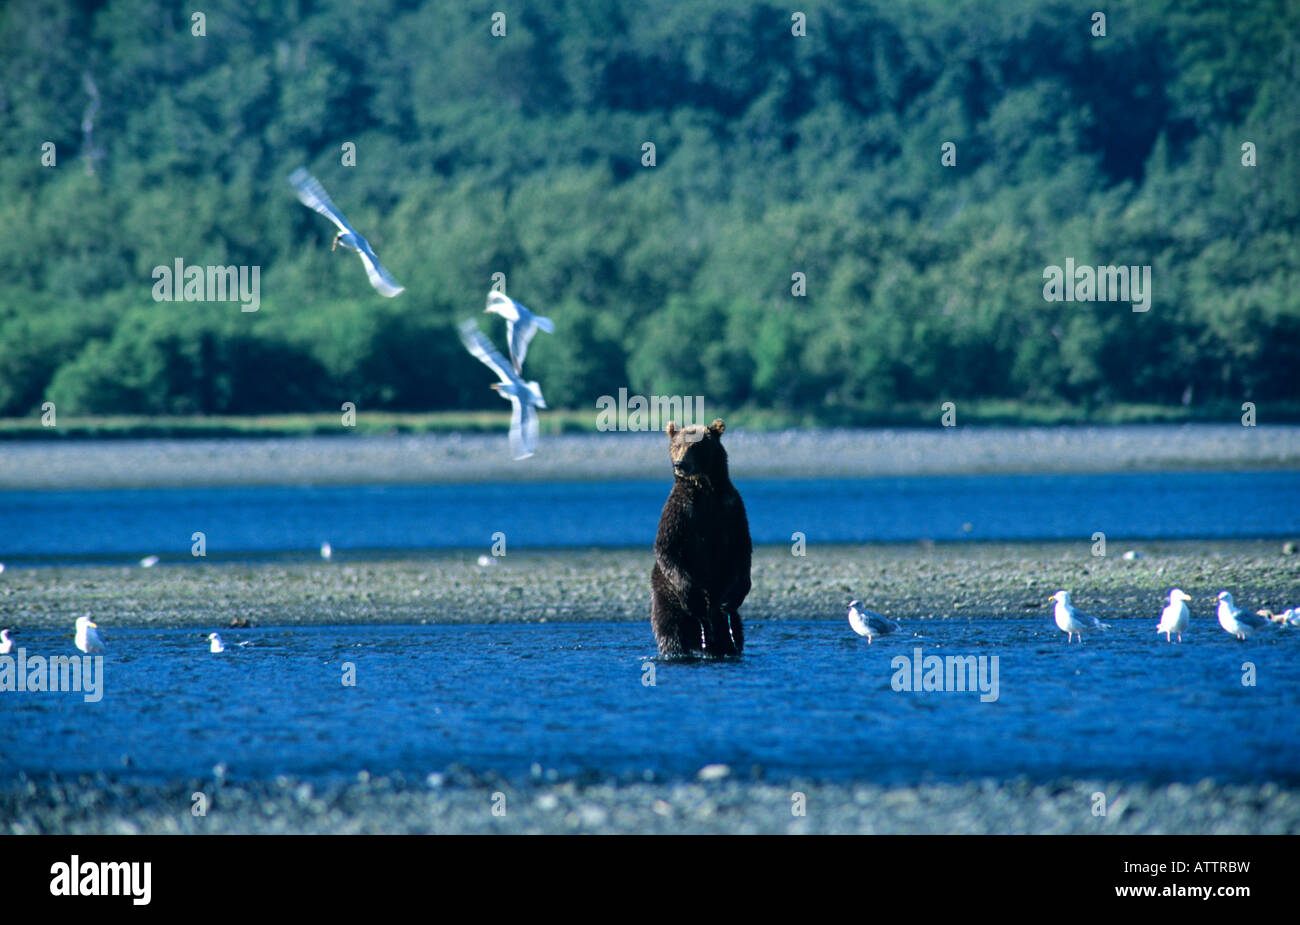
[507,396,534,460]
[519,399,539,458]
[354,240,405,297]
[1071,605,1106,630]
[288,168,355,235]
[458,320,518,386]
[505,302,553,374]
[507,318,534,374]
[1239,610,1269,630]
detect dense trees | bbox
[0,0,1296,419]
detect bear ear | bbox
[665,421,677,438]
[709,418,725,436]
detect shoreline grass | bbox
[5,400,1300,440]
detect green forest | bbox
[1,0,1297,426]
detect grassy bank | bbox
[5,400,1300,440]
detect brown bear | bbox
[651,418,752,657]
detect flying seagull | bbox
[484,291,554,374]
[1216,591,1268,640]
[458,319,546,460]
[1050,591,1108,642]
[1156,588,1191,642]
[75,615,105,654]
[289,167,404,297]
[847,601,899,643]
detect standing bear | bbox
[651,418,752,657]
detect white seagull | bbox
[1216,591,1268,640]
[1156,588,1192,642]
[139,555,159,568]
[75,615,105,653]
[458,319,546,460]
[0,628,12,654]
[1051,591,1109,642]
[207,632,226,654]
[484,291,554,375]
[847,601,899,643]
[320,541,333,561]
[289,167,404,297]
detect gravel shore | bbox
[3,423,1298,489]
[3,540,1296,630]
[5,773,1296,835]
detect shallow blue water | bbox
[4,620,1298,785]
[2,470,1298,562]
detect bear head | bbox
[665,418,728,478]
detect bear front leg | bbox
[655,551,693,600]
[720,572,751,614]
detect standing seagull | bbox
[1156,588,1192,642]
[75,615,105,654]
[847,601,899,643]
[1050,591,1109,642]
[484,291,554,375]
[289,168,405,297]
[1216,591,1268,640]
[458,319,546,460]
[0,629,12,654]
[207,633,226,654]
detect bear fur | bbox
[650,418,752,657]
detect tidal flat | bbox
[3,539,1296,630]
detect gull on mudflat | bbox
[208,632,226,654]
[847,601,899,643]
[1051,591,1109,642]
[0,629,12,654]
[458,319,546,460]
[289,167,404,297]
[1156,588,1192,642]
[75,615,105,653]
[1216,591,1268,640]
[484,291,554,375]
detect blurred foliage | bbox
[0,0,1296,419]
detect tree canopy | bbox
[1,0,1296,420]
